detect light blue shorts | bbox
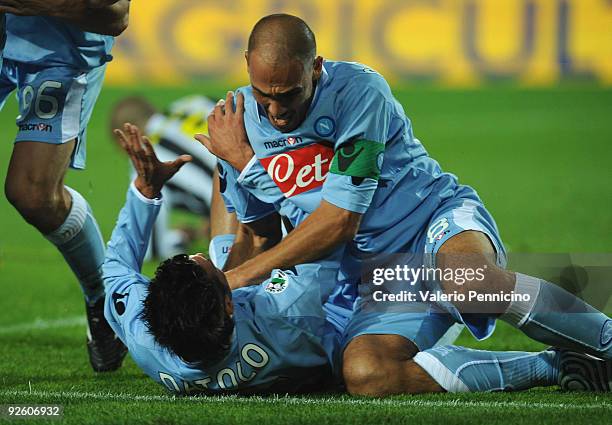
[0,59,106,169]
[344,185,507,349]
[421,185,507,340]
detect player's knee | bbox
[343,353,388,396]
[343,335,420,396]
[5,180,64,227]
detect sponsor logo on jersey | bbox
[314,116,335,138]
[19,122,53,132]
[260,142,334,198]
[265,270,289,294]
[263,136,303,150]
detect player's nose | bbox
[267,100,288,119]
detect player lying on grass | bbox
[105,123,610,396]
[103,123,353,394]
[195,14,612,396]
[0,0,130,372]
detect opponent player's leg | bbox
[4,63,126,371]
[432,201,612,361]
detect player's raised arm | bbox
[0,0,130,36]
[103,124,191,280]
[115,124,192,200]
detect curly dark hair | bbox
[141,254,234,365]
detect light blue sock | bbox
[209,234,236,270]
[502,273,612,360]
[413,345,559,392]
[45,187,106,304]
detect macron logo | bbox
[264,136,303,150]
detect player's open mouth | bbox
[270,115,293,128]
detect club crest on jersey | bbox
[260,142,334,198]
[265,271,289,294]
[314,116,335,138]
[427,218,450,244]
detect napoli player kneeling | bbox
[196,14,612,396]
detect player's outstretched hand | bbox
[195,91,255,172]
[113,123,192,199]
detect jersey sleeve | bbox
[321,73,392,214]
[217,160,278,223]
[102,183,160,344]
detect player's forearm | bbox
[103,184,162,279]
[53,0,129,36]
[223,221,281,271]
[227,201,361,289]
[223,225,255,271]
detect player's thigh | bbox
[420,189,509,339]
[426,193,513,294]
[6,140,76,195]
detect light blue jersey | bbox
[235,61,464,261]
[103,184,349,395]
[4,15,114,69]
[220,60,504,341]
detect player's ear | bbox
[313,56,323,80]
[224,295,233,317]
[245,50,250,70]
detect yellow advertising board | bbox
[107,0,612,86]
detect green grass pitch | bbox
[0,84,611,424]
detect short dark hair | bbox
[141,254,234,365]
[247,13,316,66]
